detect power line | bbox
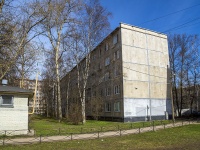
[163,17,200,33]
[163,20,200,33]
[138,3,200,25]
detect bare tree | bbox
[15,42,39,88]
[0,0,46,80]
[67,0,111,124]
[169,34,200,117]
[41,53,56,117]
[89,94,103,120]
[36,0,78,121]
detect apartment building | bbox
[27,80,45,115]
[15,79,46,115]
[61,23,172,122]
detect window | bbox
[105,57,110,66]
[105,43,109,51]
[114,67,120,77]
[105,72,110,81]
[105,87,111,96]
[0,95,14,107]
[114,85,120,94]
[114,50,120,60]
[114,102,120,112]
[105,103,111,112]
[113,34,118,45]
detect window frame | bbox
[114,67,120,77]
[105,57,110,66]
[105,72,110,81]
[114,85,120,94]
[105,102,111,112]
[113,34,118,45]
[105,87,111,96]
[0,95,14,108]
[114,102,120,112]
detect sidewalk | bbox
[0,121,198,145]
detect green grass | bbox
[28,115,173,136]
[1,124,200,150]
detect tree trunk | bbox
[81,89,86,124]
[55,48,62,121]
[65,74,70,119]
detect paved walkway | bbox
[0,121,198,145]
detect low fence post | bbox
[33,129,36,136]
[153,121,155,131]
[70,133,73,140]
[39,135,42,144]
[97,131,100,139]
[119,129,122,136]
[3,136,5,145]
[58,128,61,135]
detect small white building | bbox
[0,83,33,135]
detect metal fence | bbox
[0,119,199,146]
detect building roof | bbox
[0,85,33,96]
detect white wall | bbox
[0,95,28,132]
[124,98,172,117]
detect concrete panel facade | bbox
[121,23,171,121]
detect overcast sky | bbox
[100,0,200,35]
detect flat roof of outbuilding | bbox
[0,85,33,96]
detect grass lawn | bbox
[28,115,172,136]
[2,124,200,150]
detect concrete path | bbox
[0,121,198,145]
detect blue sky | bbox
[100,0,200,35]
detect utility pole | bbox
[147,105,149,121]
[170,71,175,122]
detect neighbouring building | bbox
[0,80,33,135]
[61,23,172,122]
[14,79,46,115]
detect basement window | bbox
[0,95,14,108]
